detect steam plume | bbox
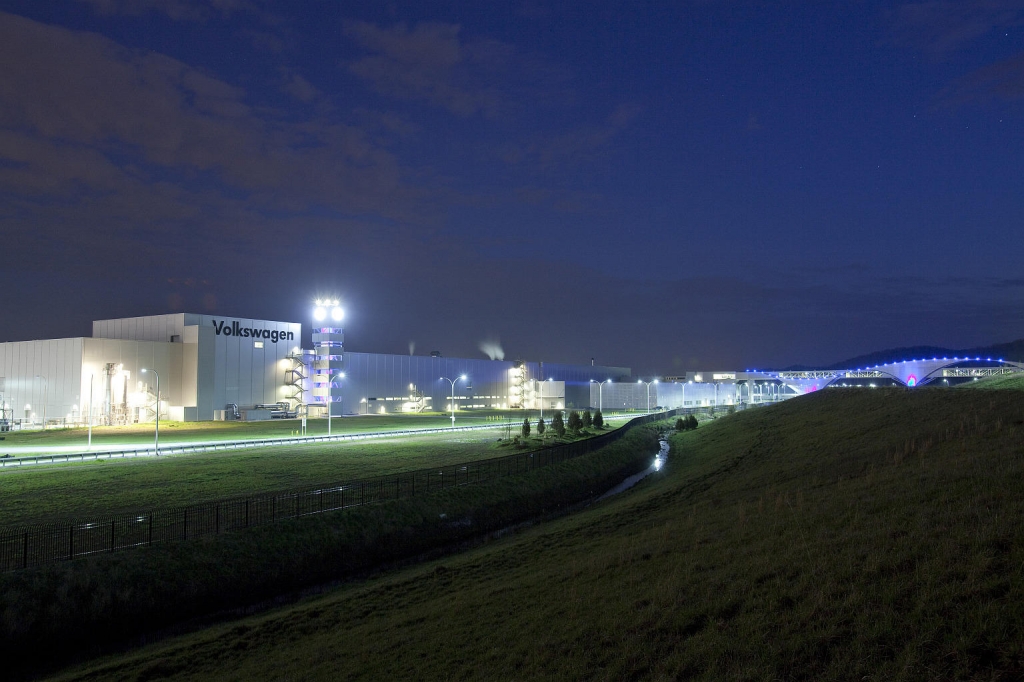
[479,340,505,361]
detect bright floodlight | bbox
[460,374,466,380]
[313,305,327,321]
[141,368,148,374]
[331,305,344,322]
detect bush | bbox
[593,411,604,429]
[521,417,531,438]
[567,411,582,435]
[675,417,686,431]
[552,412,566,437]
[582,410,593,428]
[537,417,546,436]
[688,414,698,430]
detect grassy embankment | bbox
[0,423,614,528]
[0,423,663,681]
[48,378,1024,681]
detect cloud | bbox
[939,49,1024,103]
[503,103,643,172]
[343,21,506,118]
[0,11,426,222]
[75,0,255,21]
[892,0,1024,55]
[278,69,321,102]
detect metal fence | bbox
[0,410,679,572]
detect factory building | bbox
[0,313,637,427]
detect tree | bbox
[567,410,582,435]
[675,417,686,431]
[552,411,566,437]
[582,410,593,428]
[593,410,604,428]
[688,414,698,430]
[537,417,546,436]
[522,417,531,438]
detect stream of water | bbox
[596,436,669,501]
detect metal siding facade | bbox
[334,353,630,414]
[0,338,85,424]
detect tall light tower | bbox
[312,299,345,434]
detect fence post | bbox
[110,519,116,552]
[68,524,74,559]
[272,496,276,521]
[23,531,28,570]
[149,513,153,546]
[216,503,220,533]
[245,499,250,528]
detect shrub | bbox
[537,417,546,436]
[675,417,686,431]
[582,410,593,428]
[552,412,566,437]
[593,410,604,428]
[521,417,531,438]
[567,411,582,435]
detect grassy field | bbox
[48,380,1024,680]
[0,411,532,449]
[0,424,663,681]
[0,405,638,448]
[0,425,614,528]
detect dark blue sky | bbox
[1,1,1022,374]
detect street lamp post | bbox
[35,375,47,429]
[141,368,160,455]
[590,379,612,413]
[638,378,659,414]
[441,375,467,428]
[88,374,94,449]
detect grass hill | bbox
[54,379,1024,680]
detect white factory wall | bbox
[0,338,85,425]
[81,337,186,421]
[95,314,301,420]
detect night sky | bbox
[2,1,1022,375]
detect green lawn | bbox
[0,411,509,449]
[0,409,635,455]
[50,383,1024,680]
[0,428,596,528]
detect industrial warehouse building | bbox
[13,310,1011,429]
[2,312,732,427]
